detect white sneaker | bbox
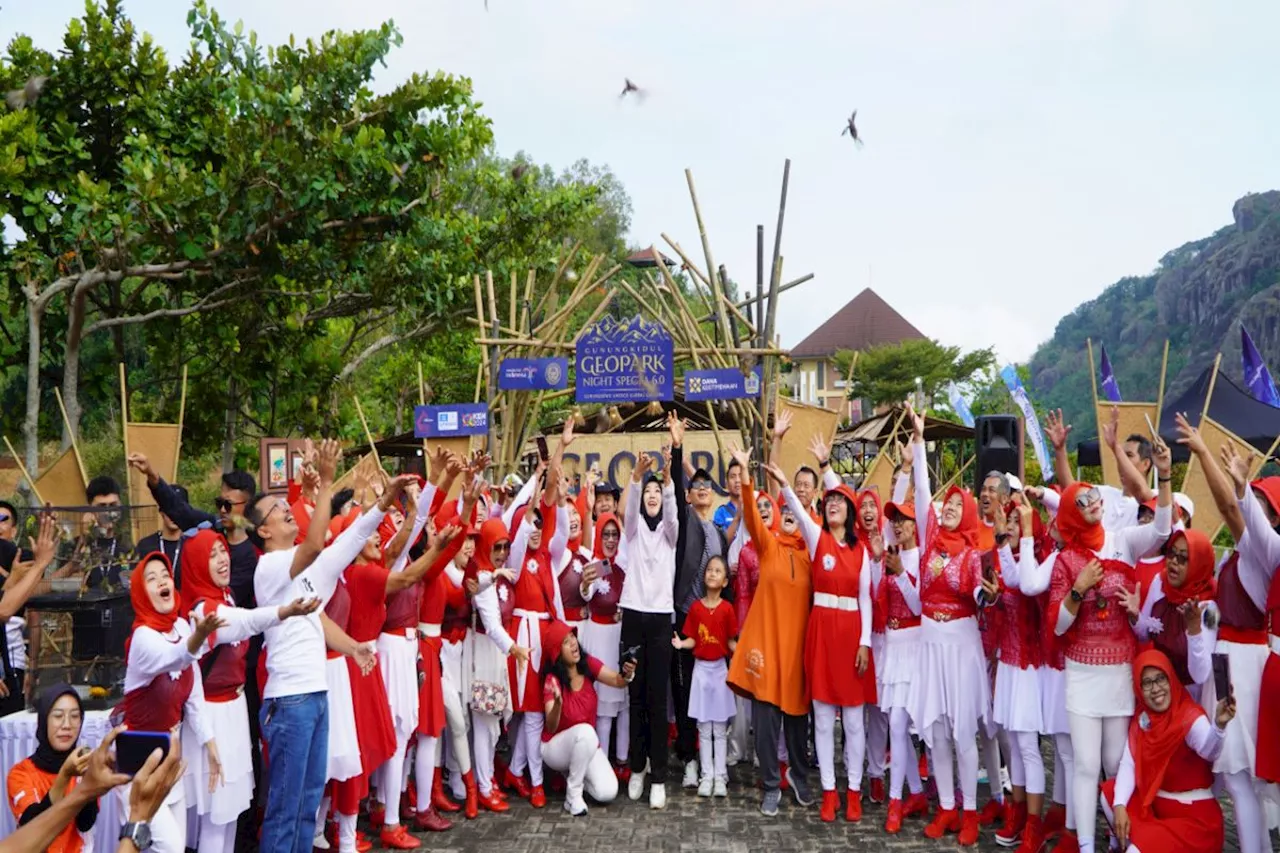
[713,778,728,798]
[683,760,699,788]
[564,795,588,817]
[649,782,667,810]
[312,833,331,851]
[697,777,713,797]
[628,769,647,801]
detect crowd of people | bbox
[1,401,1279,853]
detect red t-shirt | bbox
[682,598,739,661]
[344,562,391,644]
[542,655,604,741]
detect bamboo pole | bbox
[2,435,45,505]
[522,270,537,334]
[418,362,431,461]
[694,273,813,325]
[1086,338,1099,409]
[660,233,757,335]
[173,365,188,482]
[509,270,518,333]
[684,170,736,353]
[53,388,89,486]
[352,396,382,471]
[1180,353,1222,492]
[119,363,136,540]
[1155,339,1170,425]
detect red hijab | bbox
[592,513,621,563]
[854,488,883,548]
[821,484,860,545]
[474,518,511,574]
[1128,649,1206,818]
[1163,529,1216,605]
[932,485,979,556]
[179,530,234,646]
[753,491,781,534]
[1058,482,1105,553]
[128,552,182,656]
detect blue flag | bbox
[1098,345,1122,403]
[1000,366,1053,483]
[946,381,975,428]
[1241,324,1280,408]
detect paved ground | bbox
[369,757,1247,853]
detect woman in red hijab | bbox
[577,513,629,776]
[902,408,992,846]
[122,553,224,853]
[1100,650,1234,852]
[1049,438,1173,853]
[178,531,318,853]
[1126,529,1217,698]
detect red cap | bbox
[542,620,576,665]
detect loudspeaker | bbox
[974,415,1022,491]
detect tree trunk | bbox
[23,297,44,476]
[221,376,239,472]
[61,285,89,451]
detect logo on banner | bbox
[414,404,489,438]
[499,357,569,391]
[575,315,674,403]
[684,367,764,402]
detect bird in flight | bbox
[841,110,862,146]
[619,78,641,99]
[6,75,48,111]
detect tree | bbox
[833,338,995,408]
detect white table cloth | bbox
[1,708,119,851]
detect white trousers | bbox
[471,710,501,796]
[1220,769,1268,853]
[980,725,1005,802]
[540,723,619,806]
[414,734,439,813]
[888,707,923,799]
[697,721,728,782]
[375,728,412,825]
[1067,712,1127,851]
[196,813,235,853]
[595,708,630,764]
[1054,732,1076,827]
[1003,728,1045,796]
[929,717,978,811]
[508,711,545,785]
[814,699,866,792]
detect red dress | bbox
[805,532,875,707]
[417,572,448,737]
[1258,568,1280,782]
[1101,735,1223,852]
[343,562,397,776]
[509,548,558,712]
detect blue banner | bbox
[684,367,762,401]
[575,315,674,403]
[498,357,568,391]
[946,381,975,428]
[1000,366,1052,482]
[414,403,489,438]
[1242,325,1280,408]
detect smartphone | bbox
[582,558,611,578]
[1212,652,1231,701]
[115,730,171,776]
[1144,412,1159,440]
[536,435,549,462]
[620,645,642,668]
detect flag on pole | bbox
[1099,345,1122,403]
[946,381,976,428]
[1001,365,1053,482]
[1241,324,1280,408]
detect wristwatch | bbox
[120,822,153,850]
[1069,589,1084,603]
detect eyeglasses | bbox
[48,709,82,726]
[1140,672,1169,691]
[1074,487,1102,509]
[261,502,287,526]
[601,529,621,541]
[1166,549,1189,567]
[690,482,712,492]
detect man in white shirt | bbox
[248,438,412,853]
[1044,407,1156,532]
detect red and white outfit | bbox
[782,483,875,801]
[683,597,738,786]
[319,567,364,851]
[1261,480,1280,796]
[1133,530,1217,701]
[467,519,520,802]
[578,514,628,766]
[873,537,926,813]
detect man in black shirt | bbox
[134,485,190,584]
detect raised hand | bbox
[1174,412,1207,456]
[445,452,466,479]
[191,612,228,647]
[906,402,925,443]
[1219,443,1252,493]
[992,501,1009,537]
[1013,495,1034,534]
[729,445,751,472]
[436,524,462,547]
[868,532,885,560]
[762,462,788,488]
[667,410,685,447]
[1152,435,1173,478]
[126,453,157,483]
[470,450,493,472]
[808,433,830,464]
[1043,409,1071,451]
[79,727,131,798]
[378,474,416,511]
[773,408,793,441]
[633,452,654,481]
[1180,601,1203,635]
[30,510,58,567]
[429,445,451,480]
[280,597,322,620]
[1101,406,1120,449]
[561,417,577,448]
[1116,582,1142,618]
[316,438,342,487]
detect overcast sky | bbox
[7,1,1279,364]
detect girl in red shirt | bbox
[674,555,739,799]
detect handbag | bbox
[469,678,509,715]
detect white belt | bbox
[813,592,859,612]
[1157,788,1214,803]
[513,609,550,620]
[381,628,416,640]
[418,622,442,638]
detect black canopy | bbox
[1076,364,1280,465]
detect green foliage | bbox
[834,338,996,408]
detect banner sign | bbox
[414,403,489,438]
[685,367,762,401]
[1000,366,1052,482]
[946,381,976,428]
[498,357,568,391]
[575,315,674,403]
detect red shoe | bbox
[354,831,373,853]
[779,761,790,791]
[494,754,509,781]
[978,798,1003,826]
[459,771,477,820]
[368,803,385,833]
[614,764,632,784]
[918,753,930,779]
[413,808,453,833]
[378,825,421,849]
[1054,830,1081,853]
[529,784,546,809]
[995,799,1026,846]
[400,789,416,822]
[819,790,839,822]
[924,807,959,839]
[869,777,886,805]
[1042,803,1066,838]
[904,791,930,818]
[1014,813,1044,853]
[548,772,566,794]
[490,779,508,801]
[845,789,863,822]
[477,789,509,813]
[884,798,904,834]
[958,809,980,847]
[502,768,532,799]
[432,776,461,813]
[667,722,677,746]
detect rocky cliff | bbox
[1027,191,1280,439]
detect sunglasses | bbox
[215,497,247,512]
[690,481,713,492]
[1166,549,1189,567]
[0,514,11,524]
[1074,487,1102,509]
[601,529,621,540]
[492,542,511,553]
[530,514,544,530]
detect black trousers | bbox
[753,699,813,799]
[671,609,697,764]
[0,668,25,717]
[621,608,673,783]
